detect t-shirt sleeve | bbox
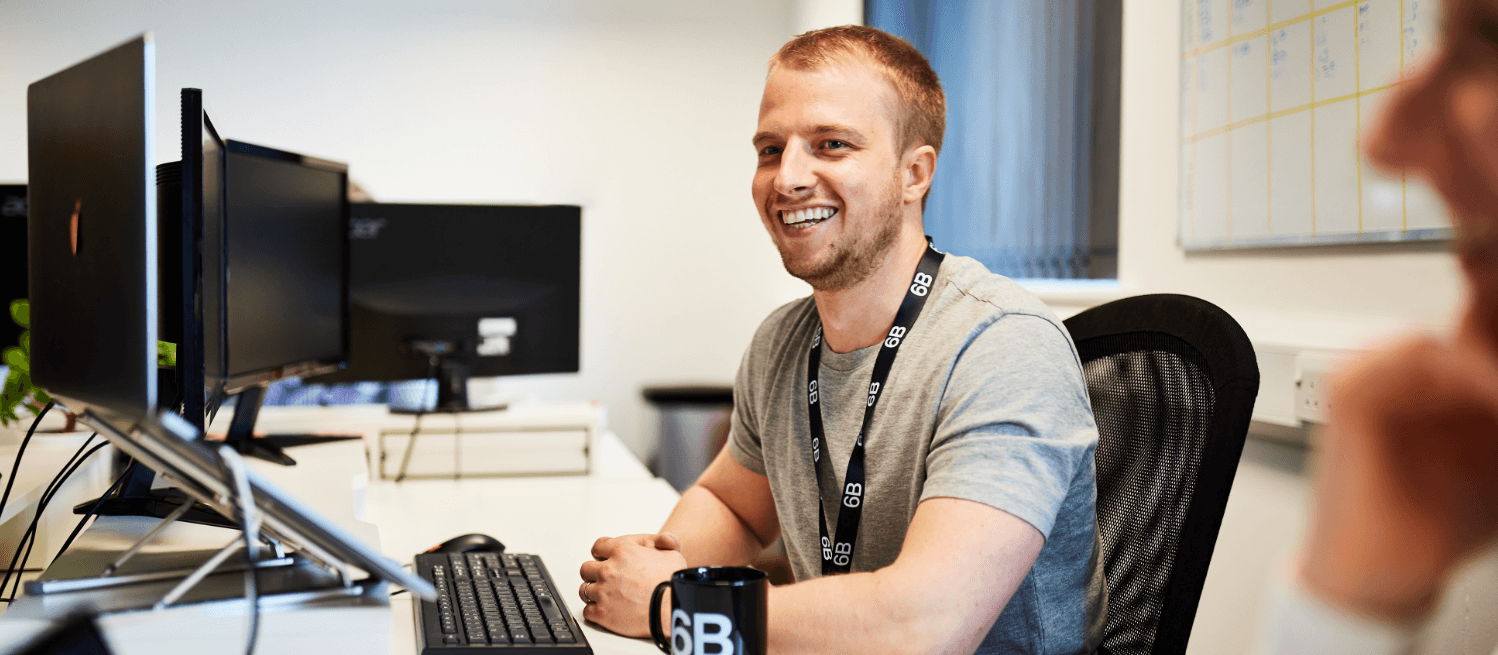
[728,340,767,475]
[920,313,1098,540]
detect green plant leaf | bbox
[32,386,50,405]
[2,347,25,373]
[18,330,28,355]
[9,299,27,330]
[157,341,178,367]
[0,368,23,427]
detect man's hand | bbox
[1299,326,1498,622]
[578,533,687,637]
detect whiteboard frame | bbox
[1179,226,1452,251]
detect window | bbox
[868,0,1121,280]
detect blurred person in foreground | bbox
[1255,0,1498,652]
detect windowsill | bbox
[1013,278,1128,308]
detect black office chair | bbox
[1063,294,1259,655]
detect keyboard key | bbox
[537,594,566,623]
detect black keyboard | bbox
[414,551,592,654]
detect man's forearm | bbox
[760,499,1039,655]
[764,566,991,655]
[661,484,772,567]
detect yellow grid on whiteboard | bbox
[1177,0,1447,248]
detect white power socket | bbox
[1294,351,1353,424]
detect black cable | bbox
[206,381,228,427]
[0,401,54,521]
[394,358,440,482]
[52,459,136,563]
[5,439,107,602]
[394,412,424,483]
[2,437,104,601]
[0,437,106,601]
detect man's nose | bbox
[774,141,816,196]
[1364,55,1450,176]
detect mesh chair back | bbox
[1064,294,1258,655]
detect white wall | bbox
[0,0,814,460]
[792,0,863,35]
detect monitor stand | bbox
[73,368,235,528]
[222,385,362,467]
[73,469,237,529]
[388,356,506,415]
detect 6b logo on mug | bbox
[651,567,768,655]
[671,610,736,655]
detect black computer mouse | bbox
[427,533,506,554]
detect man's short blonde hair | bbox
[769,25,946,157]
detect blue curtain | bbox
[869,0,1118,280]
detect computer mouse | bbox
[427,533,506,554]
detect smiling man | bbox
[580,26,1105,654]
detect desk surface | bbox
[0,429,116,578]
[371,476,679,654]
[1,405,680,655]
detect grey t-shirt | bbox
[729,254,1106,655]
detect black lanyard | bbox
[807,242,944,575]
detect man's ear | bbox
[902,144,937,205]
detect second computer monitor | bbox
[205,140,349,394]
[309,203,581,411]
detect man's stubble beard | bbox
[777,178,904,292]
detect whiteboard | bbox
[1178,0,1453,250]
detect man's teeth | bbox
[781,207,837,226]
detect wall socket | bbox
[1293,351,1352,424]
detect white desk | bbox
[0,405,680,654]
[371,475,680,654]
[0,428,117,576]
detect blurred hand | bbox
[1299,321,1498,622]
[578,533,687,637]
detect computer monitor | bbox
[308,203,581,412]
[27,35,158,429]
[1,185,25,356]
[205,140,349,464]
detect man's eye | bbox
[824,140,847,150]
[759,145,782,156]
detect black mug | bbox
[650,566,768,655]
